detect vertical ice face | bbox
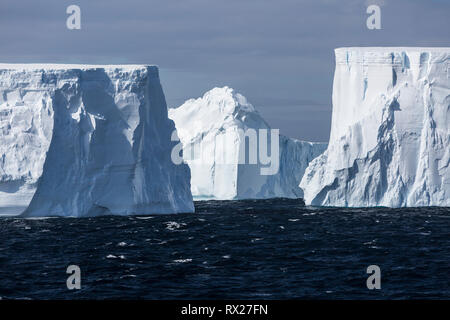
[0,71,54,215]
[300,48,450,207]
[169,87,327,200]
[0,64,193,216]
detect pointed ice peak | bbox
[180,86,256,116]
[208,86,256,113]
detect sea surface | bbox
[0,199,450,299]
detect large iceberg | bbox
[0,64,194,217]
[300,48,450,207]
[169,87,327,200]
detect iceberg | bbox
[169,87,327,200]
[300,48,450,207]
[0,64,194,217]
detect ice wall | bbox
[300,48,450,207]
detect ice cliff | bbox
[0,64,193,216]
[300,47,450,207]
[169,87,327,200]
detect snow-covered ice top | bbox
[0,64,193,216]
[169,87,327,200]
[301,47,450,207]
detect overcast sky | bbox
[0,0,448,141]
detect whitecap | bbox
[165,221,186,231]
[173,258,192,263]
[106,254,125,260]
[251,293,272,297]
[302,212,317,216]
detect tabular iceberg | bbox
[0,64,194,217]
[169,87,327,200]
[300,48,450,207]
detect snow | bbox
[0,64,194,216]
[300,47,450,207]
[169,87,327,200]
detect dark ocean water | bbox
[0,199,450,299]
